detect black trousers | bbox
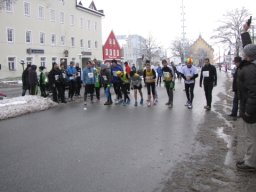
[204,83,214,107]
[84,84,95,101]
[113,82,122,100]
[231,91,239,116]
[185,83,195,104]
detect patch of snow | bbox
[0,95,57,120]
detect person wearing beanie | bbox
[181,58,198,109]
[236,19,256,172]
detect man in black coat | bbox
[236,21,256,172]
[199,58,217,110]
[229,56,242,118]
[21,64,31,96]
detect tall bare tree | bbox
[142,35,162,64]
[211,7,250,56]
[170,38,191,63]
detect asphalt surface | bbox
[0,72,226,192]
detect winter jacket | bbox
[83,67,96,85]
[22,68,30,89]
[28,65,38,87]
[66,66,77,81]
[101,68,111,86]
[199,64,217,86]
[238,60,256,123]
[111,64,123,83]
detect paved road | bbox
[0,72,227,192]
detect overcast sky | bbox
[83,0,255,56]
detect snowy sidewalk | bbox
[0,95,57,120]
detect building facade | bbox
[116,34,147,70]
[190,35,214,66]
[0,0,104,79]
[102,30,122,64]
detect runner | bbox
[143,60,157,107]
[162,59,175,108]
[181,57,198,109]
[130,71,143,106]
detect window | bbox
[70,15,74,26]
[38,6,44,19]
[40,57,46,67]
[52,57,57,63]
[60,36,65,46]
[24,2,30,16]
[60,12,64,24]
[87,20,90,30]
[88,40,91,49]
[26,30,32,43]
[7,28,14,43]
[50,9,55,22]
[80,17,83,28]
[109,49,112,56]
[40,32,45,44]
[113,49,116,56]
[71,37,75,47]
[105,49,108,56]
[117,50,119,56]
[5,0,13,12]
[109,38,112,44]
[26,57,33,65]
[95,41,98,48]
[80,39,84,48]
[113,39,116,45]
[51,34,56,45]
[8,57,16,71]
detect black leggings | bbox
[185,83,195,103]
[146,83,155,96]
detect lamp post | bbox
[20,60,25,71]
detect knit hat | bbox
[186,57,193,64]
[243,44,256,60]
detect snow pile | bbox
[0,95,57,120]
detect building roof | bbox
[191,34,214,51]
[76,1,104,17]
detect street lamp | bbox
[20,60,25,71]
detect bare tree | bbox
[142,35,161,62]
[170,38,191,63]
[211,7,250,56]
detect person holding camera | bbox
[236,17,256,172]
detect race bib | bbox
[203,71,209,77]
[163,72,170,78]
[113,71,117,77]
[62,73,66,78]
[88,72,94,78]
[70,76,74,80]
[55,75,59,80]
[102,75,107,81]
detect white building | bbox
[0,0,104,79]
[116,34,146,69]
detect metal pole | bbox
[181,0,186,63]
